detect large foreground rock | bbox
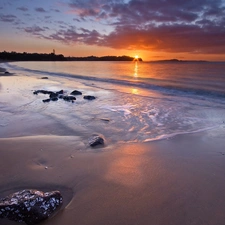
[0,189,63,225]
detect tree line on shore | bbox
[0,51,142,61]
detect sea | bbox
[2,61,225,144]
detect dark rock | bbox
[33,90,63,98]
[51,97,58,101]
[89,135,104,147]
[49,92,58,99]
[83,95,96,100]
[56,90,64,95]
[33,91,39,95]
[4,71,9,74]
[70,90,82,95]
[41,77,48,79]
[45,91,53,95]
[33,90,53,95]
[42,99,51,103]
[0,189,63,225]
[63,96,76,102]
[100,118,110,122]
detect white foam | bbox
[143,125,220,143]
[100,104,136,116]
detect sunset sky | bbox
[0,0,225,61]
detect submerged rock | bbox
[0,189,63,225]
[41,77,48,79]
[83,95,96,100]
[70,90,82,95]
[89,135,104,147]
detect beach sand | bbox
[1,66,225,225]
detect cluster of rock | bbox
[0,189,63,225]
[33,89,105,148]
[33,89,95,103]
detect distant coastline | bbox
[148,59,208,63]
[0,51,143,62]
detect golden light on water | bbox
[132,88,139,95]
[134,61,138,77]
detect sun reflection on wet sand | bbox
[104,144,149,187]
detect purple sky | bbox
[0,0,225,60]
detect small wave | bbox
[142,125,220,143]
[100,104,136,116]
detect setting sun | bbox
[135,55,139,59]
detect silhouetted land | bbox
[0,51,143,62]
[149,59,208,63]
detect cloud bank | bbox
[53,0,225,54]
[1,0,225,54]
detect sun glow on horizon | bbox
[135,55,139,59]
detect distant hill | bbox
[0,51,143,62]
[67,55,143,61]
[149,59,208,63]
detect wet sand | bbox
[1,66,225,225]
[1,134,225,225]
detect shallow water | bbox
[1,61,225,143]
[6,61,225,98]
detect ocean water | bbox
[2,61,225,144]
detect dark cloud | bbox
[57,20,68,25]
[24,25,46,35]
[52,9,60,13]
[73,17,86,22]
[17,7,28,12]
[35,7,47,13]
[0,14,17,22]
[21,0,225,55]
[49,27,103,45]
[64,0,225,54]
[68,0,222,28]
[13,20,24,26]
[73,18,81,22]
[68,0,113,20]
[101,23,225,54]
[59,25,67,29]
